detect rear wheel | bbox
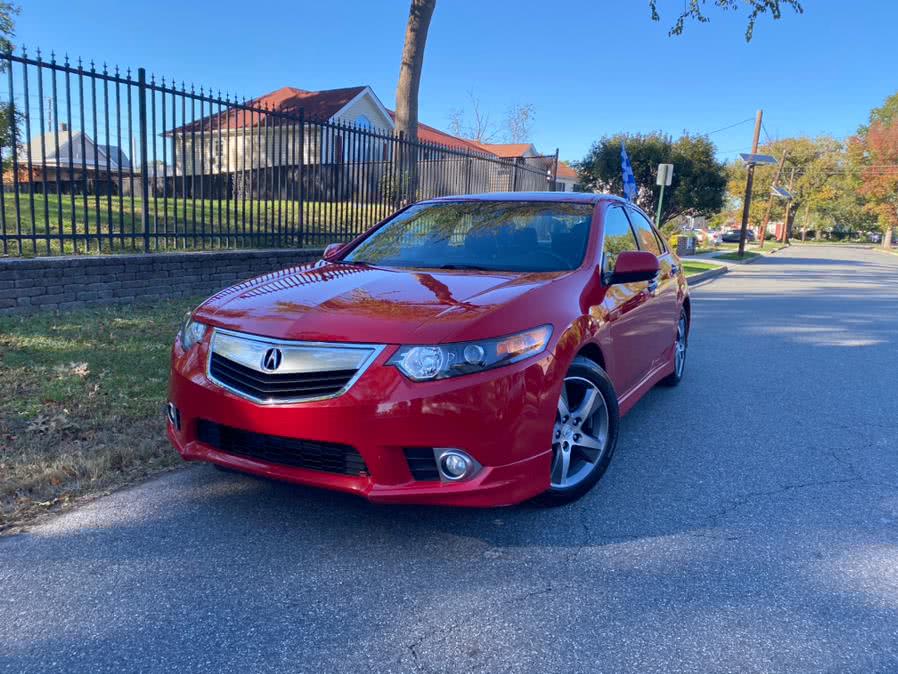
[540,356,620,506]
[661,308,688,387]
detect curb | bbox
[686,265,728,286]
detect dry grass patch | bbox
[0,297,204,530]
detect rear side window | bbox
[627,208,663,256]
[601,206,638,273]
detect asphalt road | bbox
[3,244,898,673]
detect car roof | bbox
[421,192,656,223]
[424,191,616,205]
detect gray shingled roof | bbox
[18,130,131,170]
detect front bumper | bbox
[167,337,561,507]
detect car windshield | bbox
[340,201,594,272]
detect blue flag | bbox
[620,142,637,202]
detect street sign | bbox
[771,186,793,199]
[654,163,673,226]
[740,153,777,166]
[656,163,674,186]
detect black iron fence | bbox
[0,49,558,257]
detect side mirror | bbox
[322,242,344,261]
[607,250,659,285]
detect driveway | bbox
[3,245,898,673]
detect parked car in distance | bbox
[721,228,754,243]
[167,193,691,507]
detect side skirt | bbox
[617,356,675,417]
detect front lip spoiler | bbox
[205,327,387,405]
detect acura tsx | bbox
[167,192,690,506]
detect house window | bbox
[212,137,224,169]
[354,115,376,161]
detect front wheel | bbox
[539,356,620,506]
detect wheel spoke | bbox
[576,432,604,452]
[574,387,598,421]
[558,385,570,419]
[551,447,570,486]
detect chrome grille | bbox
[207,329,383,404]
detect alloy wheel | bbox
[550,376,610,490]
[675,314,687,378]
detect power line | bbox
[703,118,755,136]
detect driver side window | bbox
[602,206,639,274]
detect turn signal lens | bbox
[496,326,552,359]
[389,325,552,381]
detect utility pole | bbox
[780,167,796,244]
[758,152,787,247]
[738,110,763,258]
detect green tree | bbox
[649,0,803,41]
[575,132,727,225]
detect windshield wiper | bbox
[438,263,492,271]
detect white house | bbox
[167,85,395,176]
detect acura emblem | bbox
[261,347,283,372]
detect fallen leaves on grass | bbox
[0,297,201,530]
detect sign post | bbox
[655,163,673,227]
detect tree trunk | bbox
[884,227,894,249]
[395,0,436,204]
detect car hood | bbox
[194,261,563,344]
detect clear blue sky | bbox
[15,1,898,163]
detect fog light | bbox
[437,449,478,481]
[166,402,181,431]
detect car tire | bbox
[660,308,688,387]
[538,356,620,506]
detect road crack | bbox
[707,476,863,525]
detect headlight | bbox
[178,312,207,352]
[389,325,552,381]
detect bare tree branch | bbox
[447,94,535,144]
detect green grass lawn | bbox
[753,240,786,252]
[682,260,723,276]
[716,250,761,262]
[1,194,385,256]
[0,297,204,529]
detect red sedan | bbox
[167,193,690,506]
